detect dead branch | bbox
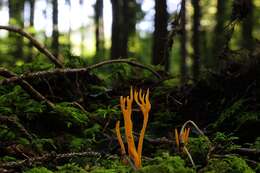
[0,151,101,168]
[0,59,162,86]
[0,68,55,109]
[233,147,260,157]
[0,25,64,68]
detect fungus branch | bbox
[116,87,150,170]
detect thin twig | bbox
[0,59,162,86]
[179,120,210,168]
[183,146,196,168]
[0,68,55,109]
[0,25,64,68]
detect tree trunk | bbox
[212,0,227,68]
[110,0,122,59]
[192,0,201,81]
[180,0,187,84]
[51,0,59,59]
[27,0,35,62]
[8,0,24,60]
[241,0,254,51]
[120,0,130,58]
[152,0,169,70]
[94,0,104,58]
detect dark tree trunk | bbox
[120,0,130,58]
[110,0,136,59]
[110,0,122,59]
[94,0,104,58]
[152,0,169,70]
[8,0,24,60]
[192,0,201,81]
[180,0,187,84]
[212,0,227,68]
[241,0,254,51]
[27,0,35,62]
[51,0,59,59]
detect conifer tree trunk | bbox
[94,0,104,58]
[8,0,24,60]
[121,0,130,58]
[180,0,187,84]
[192,0,201,81]
[152,0,169,70]
[27,0,35,62]
[242,0,254,51]
[51,0,59,58]
[212,0,227,68]
[110,0,121,59]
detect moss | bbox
[90,167,129,173]
[201,156,255,173]
[137,155,195,173]
[187,136,211,166]
[23,167,53,173]
[56,163,87,173]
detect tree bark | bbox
[110,0,122,59]
[212,0,227,68]
[8,0,24,60]
[180,0,187,84]
[94,0,104,58]
[152,0,169,71]
[27,0,35,62]
[241,0,254,51]
[120,0,130,58]
[192,0,201,81]
[51,0,59,59]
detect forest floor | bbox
[0,44,259,173]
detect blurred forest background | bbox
[0,0,260,172]
[1,0,259,80]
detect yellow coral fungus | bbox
[115,121,126,155]
[115,87,150,170]
[175,127,190,151]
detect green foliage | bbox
[90,167,129,173]
[89,160,130,173]
[23,167,53,173]
[0,124,16,140]
[63,52,88,68]
[201,156,254,173]
[137,154,195,173]
[0,156,17,162]
[186,136,211,166]
[54,102,89,127]
[212,132,240,153]
[213,99,244,128]
[69,137,87,152]
[212,99,259,132]
[83,124,102,139]
[31,138,57,153]
[0,86,46,117]
[12,57,55,74]
[253,137,260,149]
[56,163,87,173]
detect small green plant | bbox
[23,167,53,173]
[201,156,254,173]
[137,155,195,173]
[56,163,87,173]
